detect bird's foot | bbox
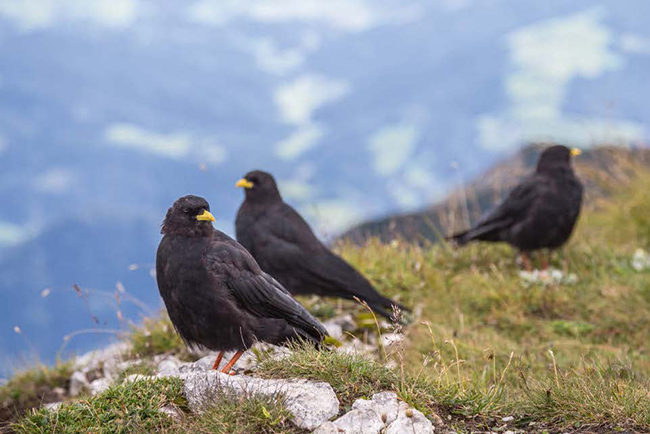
[521,252,533,272]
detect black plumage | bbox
[235,171,409,321]
[156,195,326,372]
[450,145,583,257]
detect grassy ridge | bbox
[5,164,650,433]
[328,169,650,431]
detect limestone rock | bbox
[69,371,89,397]
[335,392,436,434]
[321,321,343,340]
[381,333,404,348]
[352,391,400,424]
[89,377,112,396]
[385,402,434,434]
[332,408,384,434]
[180,371,339,430]
[159,403,184,422]
[44,402,63,411]
[312,421,341,434]
[156,356,182,376]
[74,341,131,373]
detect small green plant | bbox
[183,392,301,434]
[128,314,194,361]
[0,361,74,428]
[12,377,185,434]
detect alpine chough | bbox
[450,145,583,268]
[156,195,327,373]
[235,170,409,321]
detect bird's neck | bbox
[536,164,573,177]
[162,224,214,238]
[245,195,283,208]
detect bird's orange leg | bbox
[521,252,532,271]
[220,350,244,375]
[211,351,224,370]
[541,251,549,271]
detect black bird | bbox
[235,170,409,321]
[156,195,327,373]
[450,145,584,269]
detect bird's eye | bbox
[183,208,190,214]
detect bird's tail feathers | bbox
[447,230,472,246]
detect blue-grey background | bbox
[1,0,649,374]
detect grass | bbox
[128,315,195,362]
[321,168,650,432]
[11,378,186,434]
[182,392,304,434]
[11,377,304,434]
[0,362,74,431]
[7,156,650,433]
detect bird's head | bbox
[235,170,282,203]
[161,195,215,236]
[536,145,581,173]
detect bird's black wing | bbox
[452,174,546,244]
[204,233,327,341]
[256,203,408,316]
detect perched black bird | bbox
[156,195,327,373]
[235,170,409,321]
[450,145,584,268]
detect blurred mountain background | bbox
[0,0,649,375]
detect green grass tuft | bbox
[12,377,304,434]
[181,392,304,434]
[128,314,194,361]
[0,361,74,429]
[12,377,185,434]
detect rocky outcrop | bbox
[322,392,434,434]
[44,315,437,433]
[180,371,339,430]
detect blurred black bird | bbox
[156,195,327,374]
[450,145,584,269]
[235,170,409,321]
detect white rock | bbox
[180,371,339,430]
[156,356,182,376]
[52,387,67,398]
[69,371,89,397]
[352,392,400,424]
[74,341,131,372]
[330,314,357,332]
[381,333,404,348]
[385,402,434,434]
[44,402,63,411]
[519,268,577,286]
[90,378,111,395]
[632,248,650,271]
[322,321,344,340]
[332,408,384,434]
[103,359,136,382]
[502,416,515,422]
[338,339,376,356]
[123,374,155,383]
[89,377,112,395]
[159,403,184,422]
[312,421,340,434]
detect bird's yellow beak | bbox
[571,147,582,156]
[235,178,254,189]
[196,210,216,222]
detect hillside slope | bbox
[3,155,650,433]
[341,145,650,243]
